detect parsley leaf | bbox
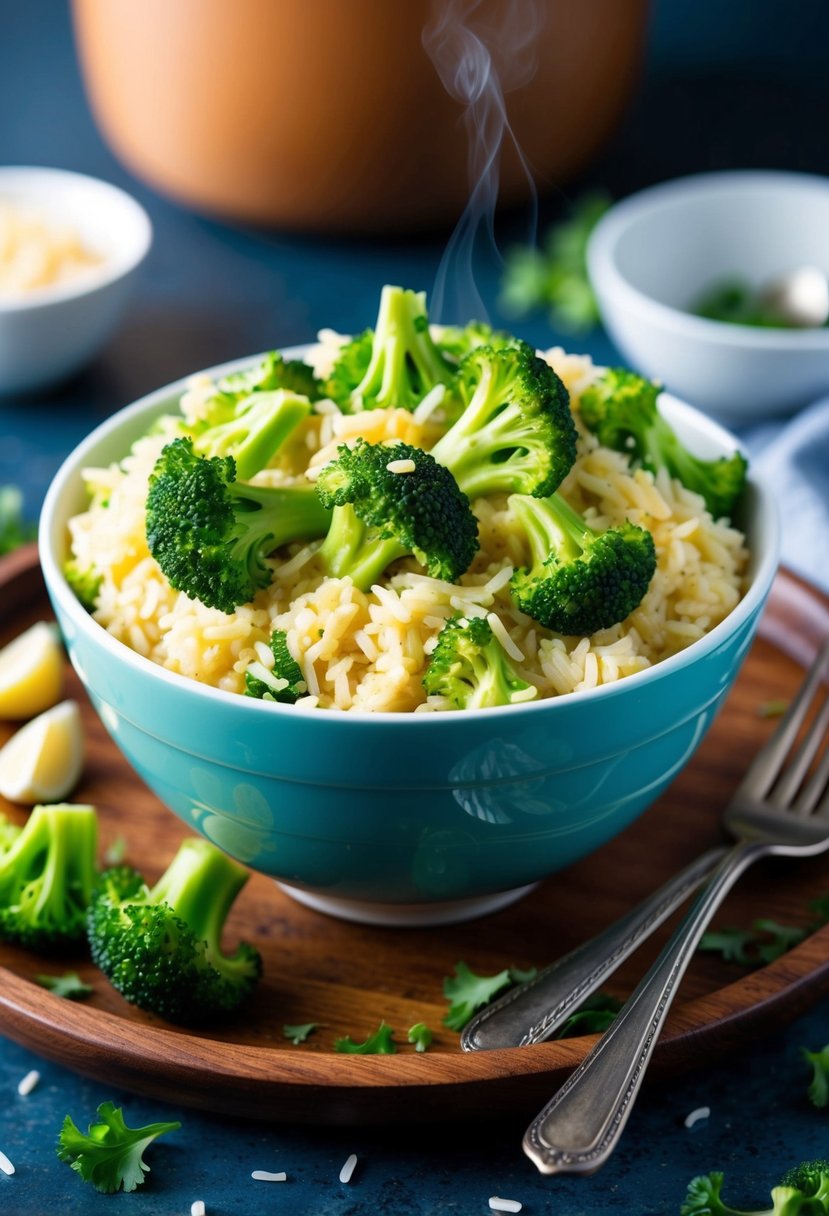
[554,993,622,1039]
[334,1021,397,1054]
[442,962,513,1031]
[407,1022,433,1052]
[56,1101,180,1193]
[282,1022,319,1045]
[36,972,94,1001]
[802,1044,829,1108]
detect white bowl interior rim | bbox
[588,169,829,350]
[39,347,780,727]
[0,165,153,313]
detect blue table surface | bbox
[2,3,829,1213]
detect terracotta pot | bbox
[71,0,648,234]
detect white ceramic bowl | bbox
[587,170,829,424]
[0,166,152,395]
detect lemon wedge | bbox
[0,699,83,804]
[0,621,63,719]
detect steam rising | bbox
[422,0,545,323]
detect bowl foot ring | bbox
[275,881,539,927]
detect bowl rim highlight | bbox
[587,168,829,351]
[0,164,153,314]
[39,346,780,727]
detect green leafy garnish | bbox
[334,1021,397,1054]
[442,963,512,1031]
[802,1045,829,1109]
[283,1022,319,1045]
[36,971,94,1001]
[442,962,539,1031]
[682,1161,829,1215]
[407,1022,433,1052]
[554,993,622,1039]
[56,1101,180,1193]
[500,191,611,334]
[0,486,35,557]
[693,279,829,329]
[699,899,829,968]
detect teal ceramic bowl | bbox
[39,356,779,926]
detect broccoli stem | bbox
[195,391,311,481]
[226,482,331,564]
[0,804,97,948]
[149,840,251,983]
[512,491,587,563]
[317,504,407,590]
[352,286,452,410]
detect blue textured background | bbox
[1,3,828,1213]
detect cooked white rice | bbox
[67,345,749,714]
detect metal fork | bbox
[519,636,829,1175]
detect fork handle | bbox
[523,839,767,1175]
[461,846,727,1051]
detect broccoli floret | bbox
[217,349,323,401]
[191,389,311,481]
[325,285,456,412]
[681,1162,829,1215]
[422,614,537,709]
[315,438,479,591]
[428,342,577,500]
[145,437,331,613]
[579,367,748,520]
[244,629,307,703]
[87,838,261,1025]
[433,320,518,363]
[64,557,103,611]
[0,804,98,952]
[779,1162,829,1204]
[508,491,656,635]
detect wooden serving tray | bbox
[0,546,827,1125]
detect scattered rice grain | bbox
[191,1202,206,1216]
[489,1198,522,1213]
[339,1153,358,1184]
[251,1170,287,1182]
[684,1105,711,1129]
[386,458,416,474]
[16,1070,39,1096]
[0,1150,14,1176]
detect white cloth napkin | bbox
[737,397,829,595]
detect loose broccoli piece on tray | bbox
[57,1100,180,1194]
[429,342,577,500]
[145,437,331,613]
[315,438,479,590]
[508,491,656,635]
[325,285,456,412]
[245,629,307,703]
[579,367,748,520]
[0,804,98,952]
[191,388,311,481]
[87,837,261,1025]
[681,1161,829,1215]
[423,615,537,709]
